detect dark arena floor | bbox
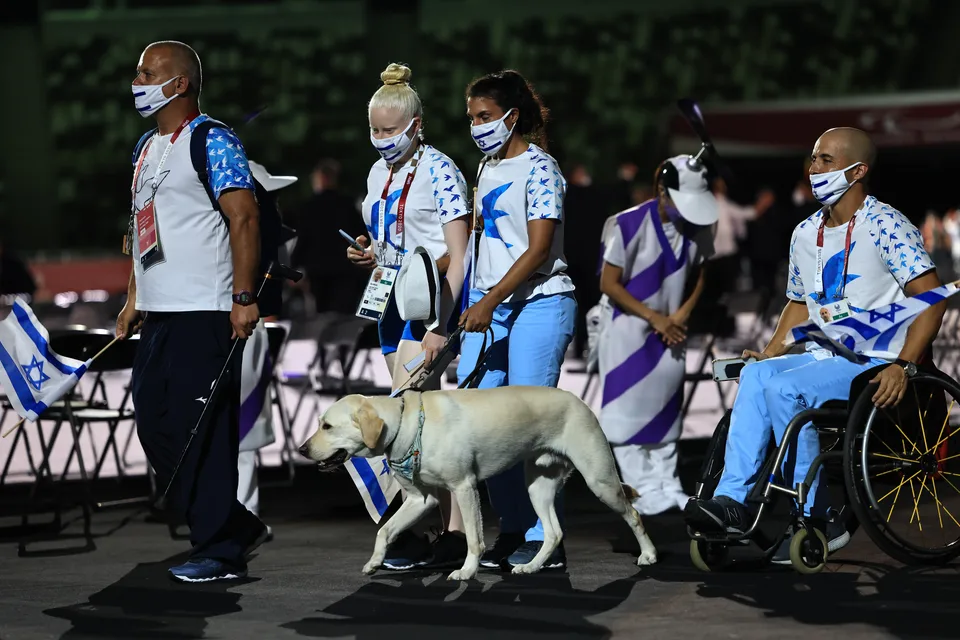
[1,442,959,640]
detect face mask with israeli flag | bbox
[0,299,92,422]
[787,281,960,363]
[470,108,516,156]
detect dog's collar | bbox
[387,394,425,483]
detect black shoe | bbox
[772,511,852,565]
[427,530,468,569]
[479,532,525,569]
[684,496,751,534]
[506,540,567,570]
[382,530,433,570]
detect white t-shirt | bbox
[473,144,575,302]
[131,115,255,312]
[361,144,468,267]
[787,195,936,359]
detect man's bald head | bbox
[812,127,877,182]
[142,41,202,97]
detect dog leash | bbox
[391,325,495,397]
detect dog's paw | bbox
[447,568,476,581]
[361,561,379,576]
[511,563,541,575]
[637,551,658,566]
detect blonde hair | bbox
[368,63,423,126]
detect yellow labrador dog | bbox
[299,386,658,581]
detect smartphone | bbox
[339,228,364,252]
[712,357,756,382]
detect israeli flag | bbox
[0,299,92,422]
[789,281,960,362]
[345,456,401,523]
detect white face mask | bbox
[809,162,862,206]
[370,118,417,164]
[470,109,516,156]
[132,76,180,118]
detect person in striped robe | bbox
[598,156,717,515]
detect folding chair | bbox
[260,322,297,485]
[13,327,128,555]
[292,317,392,444]
[681,333,732,421]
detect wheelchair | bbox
[686,358,960,574]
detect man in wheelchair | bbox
[683,127,948,564]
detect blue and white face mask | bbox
[132,76,180,118]
[810,162,862,206]
[370,118,416,164]
[470,109,516,156]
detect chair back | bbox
[264,322,289,363]
[49,328,139,372]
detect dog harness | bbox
[388,393,425,483]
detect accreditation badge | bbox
[356,266,398,321]
[136,200,165,271]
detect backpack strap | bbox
[132,127,158,166]
[189,118,227,222]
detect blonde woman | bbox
[346,63,470,570]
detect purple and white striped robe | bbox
[598,200,713,445]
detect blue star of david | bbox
[481,182,513,248]
[869,302,906,324]
[22,355,50,392]
[380,458,391,475]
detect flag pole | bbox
[2,334,123,438]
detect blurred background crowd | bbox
[2,0,960,355]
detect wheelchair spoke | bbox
[931,477,945,530]
[920,477,960,530]
[913,386,930,453]
[872,452,916,464]
[909,475,927,531]
[886,475,907,522]
[927,399,957,456]
[879,469,922,505]
[883,406,921,457]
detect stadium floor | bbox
[1,453,957,640]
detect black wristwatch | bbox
[233,290,257,306]
[895,359,918,377]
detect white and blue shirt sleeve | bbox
[204,127,255,200]
[868,207,936,288]
[526,153,565,221]
[786,224,806,302]
[428,150,469,225]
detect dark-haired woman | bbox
[457,70,577,572]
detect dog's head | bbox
[298,395,386,471]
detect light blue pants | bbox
[714,352,884,516]
[457,289,577,541]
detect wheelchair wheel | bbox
[689,539,729,572]
[844,370,960,565]
[789,527,828,574]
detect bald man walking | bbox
[116,41,268,582]
[685,128,946,564]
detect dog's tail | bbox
[621,483,639,501]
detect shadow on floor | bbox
[43,551,259,639]
[281,570,645,640]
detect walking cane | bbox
[153,261,302,511]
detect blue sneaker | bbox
[168,558,247,583]
[506,540,566,570]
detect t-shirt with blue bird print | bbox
[786,195,936,359]
[471,144,575,302]
[361,144,468,268]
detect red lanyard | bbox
[377,147,421,256]
[815,212,856,301]
[130,112,199,203]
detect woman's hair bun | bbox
[381,63,412,86]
